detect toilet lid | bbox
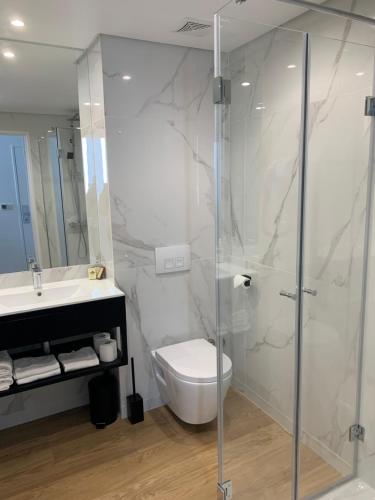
[154,338,232,383]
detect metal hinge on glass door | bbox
[365,96,375,116]
[213,77,231,105]
[217,481,233,500]
[349,424,365,442]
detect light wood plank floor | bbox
[0,390,341,499]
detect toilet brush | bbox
[126,357,144,424]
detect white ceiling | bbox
[0,0,306,50]
[0,0,307,115]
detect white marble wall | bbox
[99,35,215,410]
[219,0,375,480]
[78,41,113,275]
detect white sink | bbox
[0,284,82,308]
[0,278,124,316]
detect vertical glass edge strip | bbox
[292,31,310,500]
[352,52,375,477]
[214,11,225,488]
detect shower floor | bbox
[319,479,375,499]
[0,389,341,499]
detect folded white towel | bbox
[0,376,13,384]
[16,367,61,385]
[0,375,13,391]
[58,347,99,373]
[14,355,60,380]
[0,351,13,373]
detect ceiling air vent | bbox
[176,18,212,36]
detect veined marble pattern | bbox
[219,0,375,481]
[77,52,102,267]
[100,36,215,409]
[88,39,114,279]
[0,377,90,430]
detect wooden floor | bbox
[0,390,341,500]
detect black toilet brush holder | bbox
[127,357,144,424]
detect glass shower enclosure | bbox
[215,1,375,498]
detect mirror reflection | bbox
[0,41,88,273]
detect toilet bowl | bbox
[151,338,232,425]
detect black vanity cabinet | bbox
[0,296,127,397]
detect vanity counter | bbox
[0,278,124,317]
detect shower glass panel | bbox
[215,13,306,499]
[215,2,373,499]
[299,34,374,498]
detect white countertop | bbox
[0,278,124,317]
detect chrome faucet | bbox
[30,261,43,295]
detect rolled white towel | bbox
[0,351,13,374]
[14,355,60,380]
[16,367,61,385]
[58,347,99,373]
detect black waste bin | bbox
[88,373,119,429]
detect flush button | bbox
[164,258,175,270]
[155,245,191,274]
[176,257,184,268]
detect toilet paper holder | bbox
[233,274,252,289]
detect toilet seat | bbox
[154,338,232,384]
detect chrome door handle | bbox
[280,288,317,300]
[303,288,317,296]
[280,290,296,300]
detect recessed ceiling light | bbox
[256,103,266,110]
[3,50,15,59]
[83,102,91,106]
[93,102,100,106]
[47,129,53,133]
[241,81,251,87]
[76,126,81,130]
[356,71,365,77]
[287,64,297,69]
[122,75,132,81]
[10,19,24,28]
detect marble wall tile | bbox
[100,35,214,409]
[78,53,100,267]
[0,377,91,430]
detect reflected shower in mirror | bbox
[0,40,92,274]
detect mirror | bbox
[0,40,92,274]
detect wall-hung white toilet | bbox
[151,338,232,424]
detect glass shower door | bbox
[214,3,373,499]
[215,12,307,499]
[298,33,374,498]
